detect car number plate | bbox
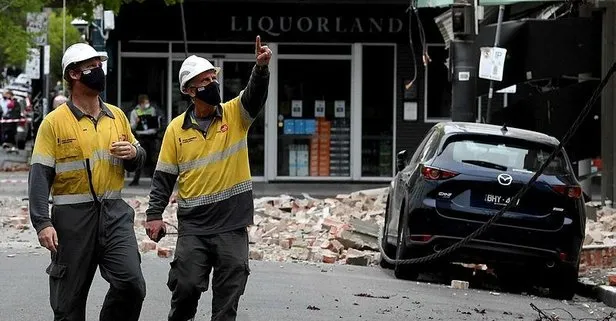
[484,194,519,206]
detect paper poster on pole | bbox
[314,100,325,118]
[26,12,50,46]
[479,47,507,82]
[334,100,346,118]
[291,100,303,117]
[43,45,50,75]
[25,49,40,80]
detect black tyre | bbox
[379,192,396,269]
[394,207,420,280]
[548,264,578,300]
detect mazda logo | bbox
[497,174,513,186]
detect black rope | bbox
[179,0,189,58]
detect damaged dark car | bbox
[380,122,586,300]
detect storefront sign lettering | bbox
[231,16,404,36]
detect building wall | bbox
[104,0,475,182]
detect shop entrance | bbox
[276,58,352,179]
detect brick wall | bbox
[579,245,616,273]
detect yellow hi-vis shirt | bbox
[30,101,138,205]
[149,95,256,235]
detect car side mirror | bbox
[397,150,408,172]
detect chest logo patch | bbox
[181,136,198,144]
[220,124,228,133]
[58,137,78,145]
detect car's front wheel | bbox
[394,208,420,280]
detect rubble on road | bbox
[246,188,388,265]
[584,203,616,246]
[1,187,390,266]
[129,187,389,265]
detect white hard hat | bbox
[62,43,108,77]
[178,55,221,94]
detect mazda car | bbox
[380,122,585,300]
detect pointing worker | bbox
[145,35,272,321]
[28,42,147,321]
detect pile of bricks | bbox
[585,205,616,246]
[580,204,616,274]
[0,188,389,266]
[129,187,388,266]
[0,203,30,231]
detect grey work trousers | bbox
[46,200,146,321]
[167,228,251,321]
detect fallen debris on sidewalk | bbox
[2,187,390,266]
[125,187,389,265]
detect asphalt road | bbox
[0,250,613,321]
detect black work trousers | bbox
[46,200,146,321]
[167,228,251,321]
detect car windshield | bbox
[442,136,570,175]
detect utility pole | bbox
[90,5,108,100]
[450,0,478,122]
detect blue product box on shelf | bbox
[284,119,295,135]
[295,119,305,134]
[305,119,316,134]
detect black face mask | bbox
[80,66,106,93]
[194,82,221,106]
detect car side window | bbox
[409,128,435,166]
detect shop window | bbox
[277,59,352,178]
[120,57,168,117]
[424,44,452,121]
[361,45,395,177]
[119,57,168,177]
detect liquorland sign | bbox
[230,16,405,36]
[115,2,411,43]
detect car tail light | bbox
[552,185,582,199]
[559,252,568,261]
[421,165,458,180]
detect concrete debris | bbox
[584,204,616,246]
[0,187,389,266]
[451,280,470,289]
[157,247,174,258]
[246,188,387,265]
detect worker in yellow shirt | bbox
[145,35,271,321]
[28,43,147,321]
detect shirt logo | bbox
[220,124,228,133]
[58,137,77,145]
[180,136,198,144]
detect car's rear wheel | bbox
[548,264,578,300]
[394,207,420,280]
[379,192,396,269]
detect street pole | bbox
[91,5,107,101]
[485,5,505,124]
[39,45,50,117]
[62,0,66,95]
[450,0,477,122]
